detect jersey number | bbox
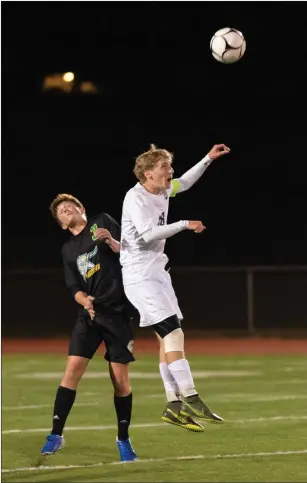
[90,223,98,241]
[158,212,165,226]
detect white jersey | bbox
[120,155,212,286]
[120,182,176,285]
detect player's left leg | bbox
[154,317,223,424]
[109,362,136,461]
[100,313,137,462]
[158,270,224,424]
[156,331,204,432]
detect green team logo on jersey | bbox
[90,223,98,241]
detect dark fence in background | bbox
[2,267,307,338]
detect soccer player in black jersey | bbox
[41,194,137,462]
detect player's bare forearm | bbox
[75,291,95,319]
[107,238,120,253]
[94,228,120,253]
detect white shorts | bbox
[124,270,183,328]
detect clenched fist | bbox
[187,221,206,233]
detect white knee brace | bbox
[163,328,184,353]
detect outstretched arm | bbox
[141,220,189,243]
[170,144,230,197]
[124,192,206,244]
[141,220,205,243]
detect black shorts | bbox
[68,312,135,363]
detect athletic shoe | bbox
[162,401,204,432]
[181,395,224,423]
[116,437,137,462]
[41,434,65,455]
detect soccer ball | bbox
[210,27,246,64]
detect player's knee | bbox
[62,357,88,384]
[110,363,131,396]
[114,381,131,397]
[113,376,131,396]
[163,328,184,353]
[152,315,183,353]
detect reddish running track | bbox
[2,337,307,355]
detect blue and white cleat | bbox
[41,434,65,455]
[116,437,137,462]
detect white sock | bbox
[168,358,198,398]
[159,362,181,402]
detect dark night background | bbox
[2,2,307,335]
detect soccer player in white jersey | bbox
[120,143,230,432]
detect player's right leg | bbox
[109,362,137,462]
[41,355,88,455]
[41,316,103,455]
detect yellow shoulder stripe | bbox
[170,179,180,198]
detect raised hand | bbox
[208,144,230,160]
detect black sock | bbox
[51,386,76,436]
[114,393,132,441]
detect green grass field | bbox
[2,353,307,482]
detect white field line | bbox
[270,379,306,384]
[3,415,307,435]
[145,393,307,403]
[2,423,163,434]
[234,415,307,423]
[3,393,307,411]
[14,370,262,379]
[221,394,307,403]
[2,402,100,411]
[5,359,263,368]
[2,449,307,474]
[283,367,307,372]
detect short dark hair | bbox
[49,193,83,221]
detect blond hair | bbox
[133,144,173,183]
[50,193,83,221]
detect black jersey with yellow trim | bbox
[62,212,126,315]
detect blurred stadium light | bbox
[43,73,99,94]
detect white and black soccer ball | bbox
[210,27,246,64]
